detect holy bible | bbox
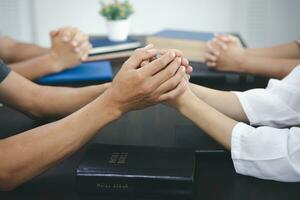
[76,144,195,198]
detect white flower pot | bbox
[106,19,130,42]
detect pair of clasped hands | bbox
[49,27,92,72]
[103,44,195,115]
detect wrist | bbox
[235,50,247,73]
[96,88,124,120]
[48,51,64,73]
[174,89,197,113]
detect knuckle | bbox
[133,49,144,58]
[134,48,143,54]
[167,67,175,77]
[154,58,164,68]
[134,71,144,82]
[157,58,165,66]
[170,79,178,88]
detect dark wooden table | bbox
[1,54,299,200]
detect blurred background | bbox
[0,0,300,47]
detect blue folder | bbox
[36,61,113,85]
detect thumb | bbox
[125,46,157,69]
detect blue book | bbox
[151,29,214,41]
[36,61,113,85]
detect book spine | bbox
[76,175,193,197]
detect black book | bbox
[76,144,195,198]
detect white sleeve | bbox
[233,65,300,128]
[231,123,300,182]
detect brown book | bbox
[147,29,214,62]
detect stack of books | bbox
[147,29,214,62]
[87,37,142,62]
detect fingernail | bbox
[63,37,69,42]
[75,47,80,52]
[171,51,175,58]
[178,57,182,63]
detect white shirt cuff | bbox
[232,91,260,125]
[231,122,254,176]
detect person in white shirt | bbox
[166,60,300,182]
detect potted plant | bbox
[99,0,134,42]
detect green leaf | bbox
[99,0,134,20]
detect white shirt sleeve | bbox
[231,123,300,182]
[233,65,300,128]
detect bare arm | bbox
[246,42,300,59]
[189,83,248,122]
[0,91,121,191]
[205,35,300,79]
[0,37,49,63]
[170,83,300,182]
[8,53,62,80]
[2,27,91,80]
[0,71,110,119]
[0,47,189,191]
[239,54,300,79]
[171,88,238,150]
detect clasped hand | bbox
[105,44,194,114]
[50,27,92,72]
[205,34,245,72]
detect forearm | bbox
[10,42,50,62]
[0,92,121,191]
[240,54,300,79]
[177,91,238,150]
[0,72,110,119]
[0,37,50,63]
[189,83,248,122]
[246,42,300,59]
[33,83,111,118]
[8,53,60,80]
